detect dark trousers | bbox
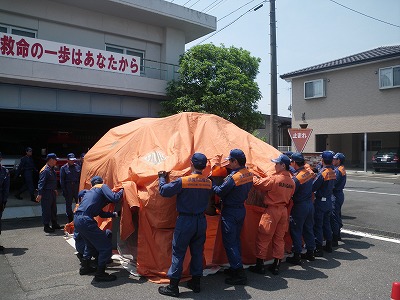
[74,215,112,268]
[40,190,57,225]
[221,207,246,270]
[314,200,333,246]
[290,201,316,252]
[18,171,35,197]
[331,192,344,236]
[167,215,207,279]
[0,208,3,234]
[64,182,79,218]
[74,229,112,257]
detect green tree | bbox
[160,44,264,132]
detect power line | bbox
[189,0,201,8]
[219,0,258,22]
[328,0,400,28]
[205,0,229,13]
[196,2,266,45]
[202,0,222,13]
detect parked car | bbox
[371,148,400,172]
[1,155,21,177]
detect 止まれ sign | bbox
[288,128,313,152]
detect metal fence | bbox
[141,58,180,81]
[277,145,291,152]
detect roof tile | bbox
[280,45,400,79]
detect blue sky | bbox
[168,0,400,117]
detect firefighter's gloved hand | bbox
[158,171,167,178]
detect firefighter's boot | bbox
[158,278,180,297]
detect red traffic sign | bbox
[288,128,313,152]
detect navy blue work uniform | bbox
[74,184,123,268]
[60,162,81,221]
[0,164,10,237]
[74,229,112,257]
[213,167,253,270]
[290,167,316,253]
[159,172,212,280]
[312,165,336,246]
[16,154,37,200]
[73,190,113,258]
[38,164,58,227]
[331,165,346,238]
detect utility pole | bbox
[269,0,278,148]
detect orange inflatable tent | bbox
[79,112,288,282]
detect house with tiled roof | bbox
[281,45,400,168]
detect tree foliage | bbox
[160,44,264,132]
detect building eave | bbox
[52,0,217,43]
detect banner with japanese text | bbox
[0,33,140,76]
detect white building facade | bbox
[0,0,216,155]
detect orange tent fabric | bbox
[79,112,289,282]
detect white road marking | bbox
[347,178,395,185]
[342,229,400,244]
[344,189,400,197]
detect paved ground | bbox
[1,168,399,299]
[1,216,399,300]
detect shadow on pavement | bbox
[91,269,148,288]
[2,216,69,232]
[1,247,29,256]
[3,216,43,230]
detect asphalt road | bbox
[343,172,400,238]
[0,171,399,300]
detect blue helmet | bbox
[90,176,103,186]
[191,152,207,170]
[333,152,345,163]
[272,154,291,166]
[321,150,334,161]
[283,151,293,158]
[291,152,305,163]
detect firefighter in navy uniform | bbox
[157,153,212,297]
[73,189,113,266]
[312,150,336,256]
[15,147,37,202]
[73,176,123,282]
[331,152,347,246]
[0,152,11,251]
[79,153,86,167]
[60,153,81,223]
[283,151,296,175]
[212,149,253,285]
[286,153,316,265]
[36,153,61,233]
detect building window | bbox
[0,24,37,38]
[379,66,400,89]
[304,79,325,99]
[106,44,145,73]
